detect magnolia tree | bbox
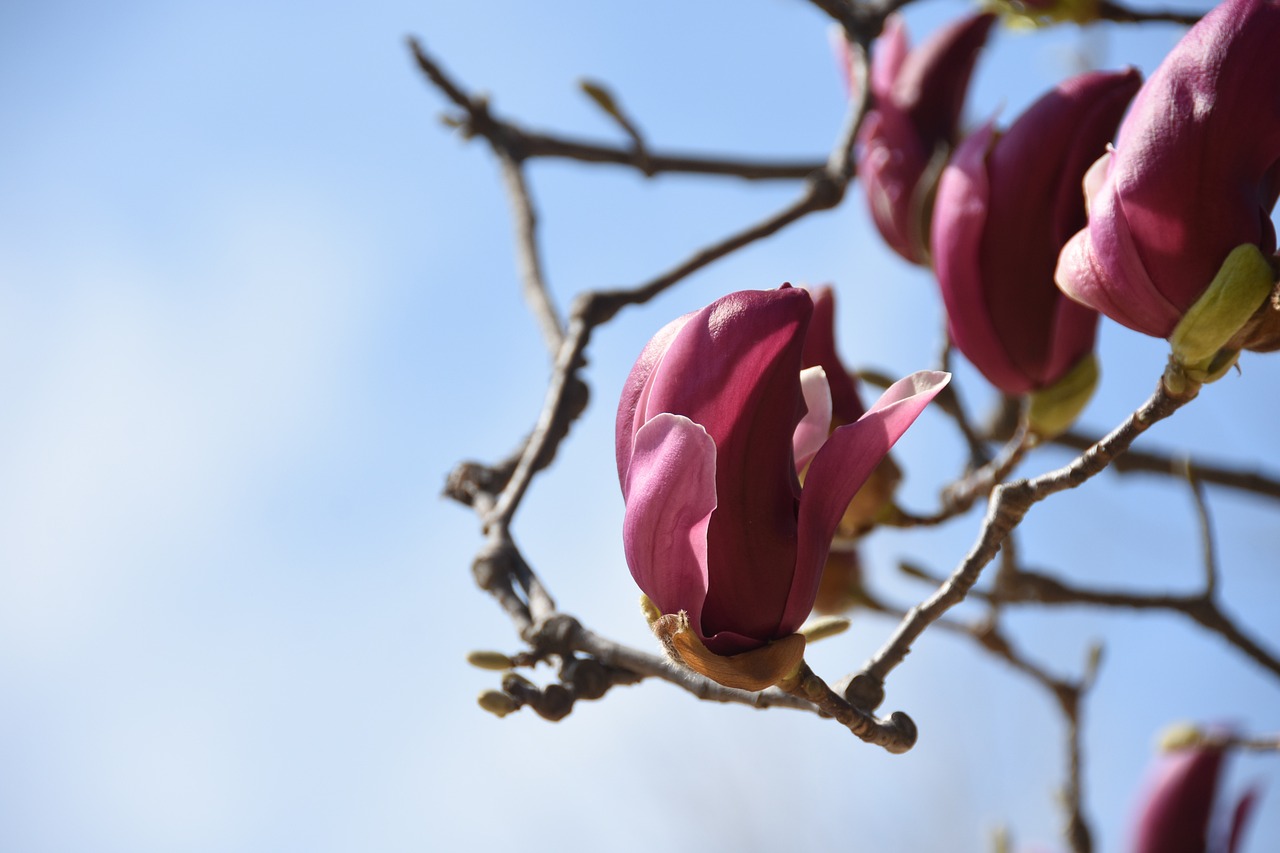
[424,0,1278,849]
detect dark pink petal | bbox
[1225,786,1261,853]
[979,70,1135,374]
[781,371,949,634]
[936,70,1138,394]
[622,413,716,633]
[858,13,995,266]
[1132,747,1225,853]
[891,13,996,148]
[934,121,1034,394]
[801,287,867,424]
[859,108,933,264]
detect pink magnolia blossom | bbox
[1056,0,1280,339]
[857,12,995,265]
[932,69,1140,395]
[1131,745,1258,853]
[615,286,946,656]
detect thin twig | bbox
[1050,429,1280,502]
[409,38,822,181]
[495,150,563,353]
[1182,462,1218,597]
[970,620,1098,853]
[571,622,814,711]
[1001,569,1280,680]
[1096,0,1201,26]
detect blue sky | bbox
[1,1,1276,850]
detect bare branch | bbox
[1096,0,1202,26]
[409,38,822,181]
[495,151,564,353]
[859,376,1198,689]
[1050,429,1280,501]
[970,621,1097,853]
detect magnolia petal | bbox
[802,287,866,424]
[1227,786,1260,853]
[869,14,908,100]
[934,120,1035,394]
[1131,747,1225,853]
[781,371,949,634]
[622,414,716,631]
[615,312,694,491]
[793,366,833,472]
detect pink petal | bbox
[781,371,949,633]
[934,121,1034,394]
[615,311,693,491]
[622,413,716,632]
[802,286,866,424]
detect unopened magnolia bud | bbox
[477,690,519,718]
[1170,244,1275,377]
[466,650,515,671]
[1158,722,1205,752]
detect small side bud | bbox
[799,615,852,643]
[1027,353,1098,438]
[466,650,515,671]
[477,690,519,718]
[639,594,662,627]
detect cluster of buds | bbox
[613,0,1280,803]
[1056,0,1280,388]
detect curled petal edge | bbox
[782,370,950,633]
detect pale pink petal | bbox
[793,366,832,472]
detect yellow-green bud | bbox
[1170,243,1276,378]
[1027,353,1099,438]
[798,615,852,643]
[477,690,519,718]
[466,650,515,671]
[1157,721,1204,752]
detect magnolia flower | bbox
[1130,742,1258,853]
[1056,0,1280,366]
[615,286,946,688]
[932,69,1140,434]
[856,12,995,265]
